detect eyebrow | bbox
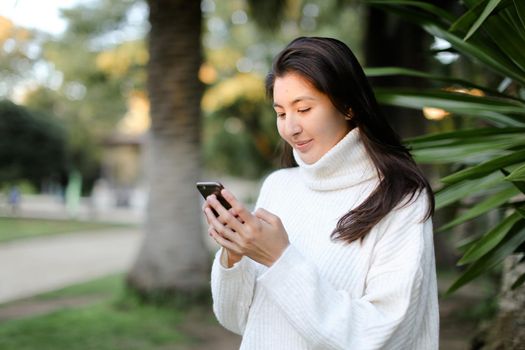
[273,96,316,108]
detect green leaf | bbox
[515,0,525,29]
[450,0,512,35]
[456,235,482,252]
[438,186,519,231]
[511,271,525,290]
[482,12,525,72]
[505,163,525,181]
[375,89,525,126]
[502,1,525,41]
[441,150,525,184]
[436,172,505,209]
[407,127,525,144]
[458,210,523,265]
[413,150,495,164]
[409,133,525,151]
[364,67,508,97]
[465,0,503,40]
[376,89,525,114]
[510,181,525,194]
[504,7,525,42]
[412,140,524,164]
[507,176,525,194]
[424,23,525,86]
[447,0,525,72]
[369,0,525,84]
[447,222,525,294]
[501,168,525,193]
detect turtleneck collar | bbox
[293,127,378,191]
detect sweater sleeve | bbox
[210,249,258,335]
[256,195,435,349]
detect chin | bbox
[301,155,319,165]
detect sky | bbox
[1,0,148,102]
[0,0,85,35]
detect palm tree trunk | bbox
[475,254,525,349]
[127,0,208,294]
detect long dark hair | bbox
[265,36,434,244]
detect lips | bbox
[294,139,313,152]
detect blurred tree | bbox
[22,0,148,193]
[201,70,279,178]
[0,100,68,189]
[24,87,101,194]
[127,0,209,296]
[0,16,48,98]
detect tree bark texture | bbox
[128,0,209,293]
[477,254,525,350]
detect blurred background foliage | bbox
[200,0,363,177]
[1,0,148,194]
[0,0,365,188]
[0,100,67,191]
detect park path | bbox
[0,228,142,304]
[0,225,242,349]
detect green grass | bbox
[0,217,132,242]
[35,274,125,300]
[0,275,200,350]
[0,302,188,350]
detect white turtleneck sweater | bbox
[210,128,439,349]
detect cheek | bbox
[324,118,349,144]
[276,120,286,139]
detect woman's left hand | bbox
[205,189,290,267]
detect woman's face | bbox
[273,72,351,164]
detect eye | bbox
[298,108,311,113]
[276,112,285,119]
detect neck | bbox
[293,128,378,191]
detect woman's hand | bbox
[202,200,243,267]
[203,189,290,267]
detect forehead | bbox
[273,73,318,98]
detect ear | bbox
[344,108,354,120]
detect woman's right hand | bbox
[202,202,243,267]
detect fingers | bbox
[202,202,214,225]
[221,189,255,225]
[229,208,244,224]
[204,207,238,242]
[208,227,239,253]
[207,194,244,232]
[254,208,281,226]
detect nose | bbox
[284,114,302,137]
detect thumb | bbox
[254,208,278,224]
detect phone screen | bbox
[196,181,232,215]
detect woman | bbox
[203,37,439,349]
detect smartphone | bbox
[196,181,232,216]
